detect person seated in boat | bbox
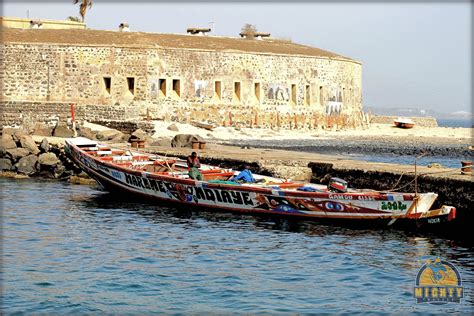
[187,151,203,180]
[231,165,255,183]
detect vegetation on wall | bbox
[241,23,257,39]
[66,16,81,22]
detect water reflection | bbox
[74,189,474,275]
[2,179,473,314]
[80,189,472,246]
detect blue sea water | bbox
[1,178,473,314]
[346,154,469,169]
[437,118,473,128]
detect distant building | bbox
[187,27,211,35]
[0,16,86,30]
[239,31,271,40]
[0,24,364,129]
[118,22,129,32]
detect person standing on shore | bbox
[187,152,203,180]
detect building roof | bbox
[0,16,86,30]
[1,28,358,62]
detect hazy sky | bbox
[2,1,472,113]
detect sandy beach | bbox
[82,120,473,143]
[82,121,473,156]
[145,121,472,144]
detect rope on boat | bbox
[386,166,466,192]
[374,151,469,193]
[162,152,175,174]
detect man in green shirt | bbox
[187,151,203,180]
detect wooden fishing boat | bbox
[191,121,215,131]
[65,137,456,228]
[394,117,415,129]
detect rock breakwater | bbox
[0,128,81,179]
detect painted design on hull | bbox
[64,137,456,225]
[71,147,414,217]
[254,194,398,216]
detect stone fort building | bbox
[1,23,364,130]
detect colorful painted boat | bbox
[65,137,456,227]
[394,117,415,129]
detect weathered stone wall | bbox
[1,41,364,129]
[370,115,438,127]
[0,100,141,127]
[90,120,155,135]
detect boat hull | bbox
[65,139,454,228]
[87,172,456,230]
[395,123,415,128]
[393,119,415,128]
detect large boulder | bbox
[2,127,16,136]
[7,148,30,161]
[20,135,40,155]
[121,133,131,142]
[53,162,67,179]
[129,129,155,146]
[111,134,125,143]
[150,138,171,147]
[53,124,74,138]
[33,122,53,137]
[40,138,49,153]
[38,152,60,167]
[12,129,29,143]
[0,158,13,171]
[38,162,66,179]
[130,129,148,141]
[96,129,124,141]
[171,134,203,148]
[78,126,97,140]
[15,154,38,175]
[167,123,179,132]
[1,134,17,150]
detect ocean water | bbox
[1,178,473,314]
[218,138,472,169]
[437,118,473,128]
[346,154,470,169]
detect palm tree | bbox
[73,0,92,23]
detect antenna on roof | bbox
[209,21,215,35]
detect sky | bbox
[2,1,472,114]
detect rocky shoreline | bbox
[1,121,472,181]
[0,128,81,180]
[0,123,199,180]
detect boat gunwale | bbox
[64,138,456,225]
[69,141,418,202]
[79,156,405,221]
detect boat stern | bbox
[408,192,438,215]
[406,191,456,223]
[421,205,456,220]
